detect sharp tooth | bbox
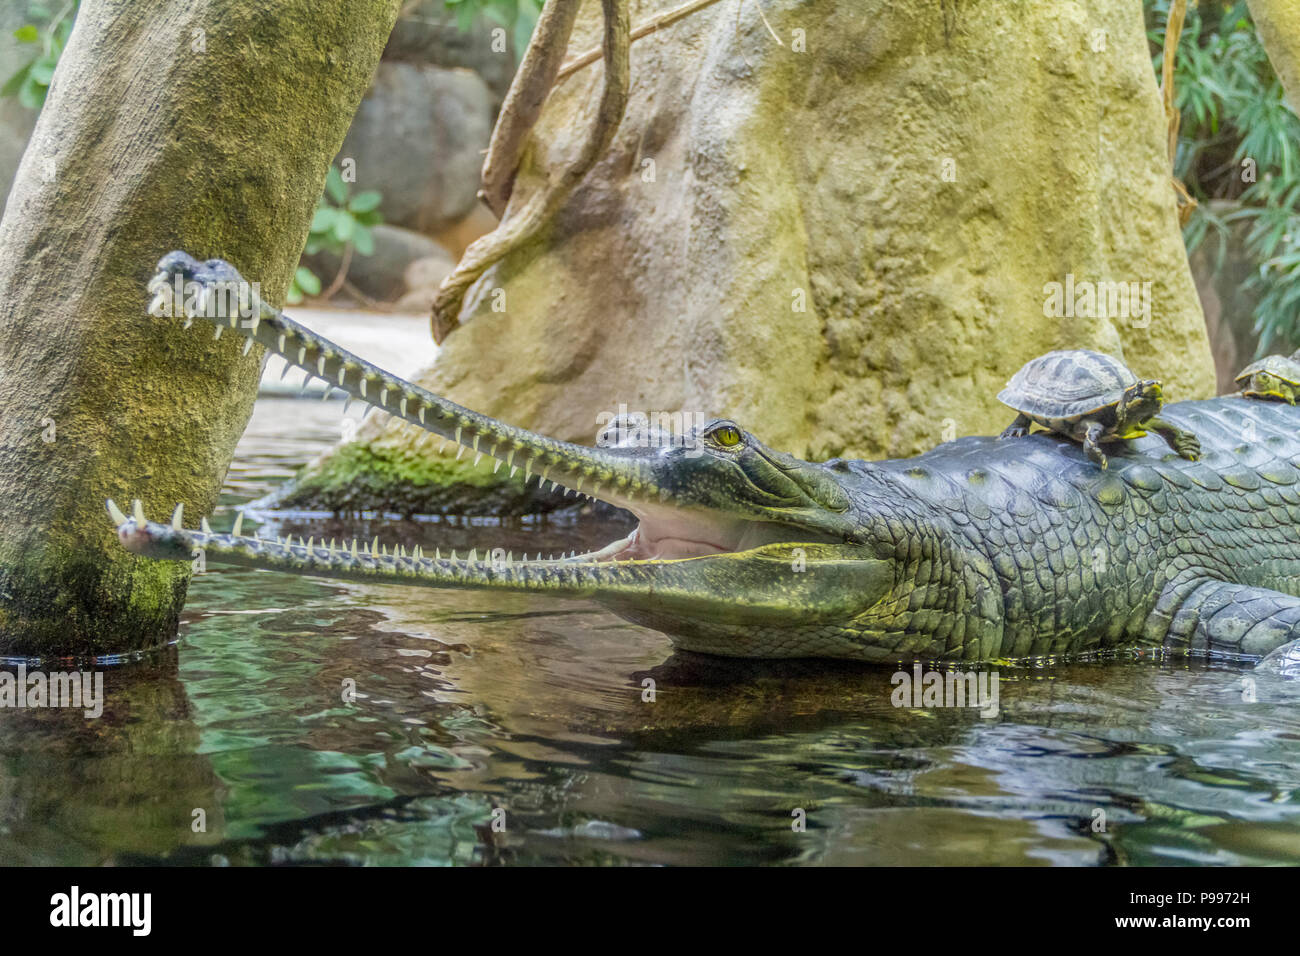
[455,426,463,446]
[229,310,237,328]
[232,512,244,537]
[328,538,336,553]
[509,467,518,479]
[474,452,483,467]
[473,435,481,454]
[380,388,388,405]
[574,476,585,493]
[338,367,346,385]
[106,499,127,525]
[171,503,184,529]
[507,551,513,565]
[524,459,534,484]
[298,536,307,549]
[213,325,223,340]
[371,537,380,557]
[435,547,441,560]
[277,333,286,352]
[201,517,212,534]
[241,337,254,356]
[418,407,425,424]
[132,499,146,524]
[351,539,359,558]
[297,346,306,365]
[343,396,353,415]
[280,362,293,381]
[494,459,503,474]
[317,356,326,376]
[468,548,477,563]
[507,449,516,469]
[400,397,408,417]
[456,444,466,461]
[450,549,457,562]
[360,378,367,398]
[321,386,334,401]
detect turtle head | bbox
[1250,371,1284,399]
[1121,379,1163,421]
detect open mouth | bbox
[115,253,837,581]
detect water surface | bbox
[3,397,1299,866]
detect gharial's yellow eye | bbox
[711,425,742,447]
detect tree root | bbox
[1161,0,1197,226]
[431,0,630,344]
[479,0,584,219]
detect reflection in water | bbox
[3,397,1300,865]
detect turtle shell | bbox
[997,349,1138,420]
[1234,353,1300,388]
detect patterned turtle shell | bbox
[1234,353,1300,388]
[997,349,1138,420]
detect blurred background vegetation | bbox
[1147,0,1300,365]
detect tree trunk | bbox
[1249,0,1300,109]
[0,0,400,656]
[277,0,1216,516]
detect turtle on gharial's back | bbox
[997,349,1201,470]
[1234,352,1300,404]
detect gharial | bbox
[110,252,1300,668]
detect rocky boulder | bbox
[278,0,1218,515]
[335,60,492,236]
[383,0,520,103]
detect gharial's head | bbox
[113,252,990,662]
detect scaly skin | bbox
[111,253,1300,666]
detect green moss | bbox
[0,549,187,659]
[267,442,579,517]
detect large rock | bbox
[383,0,520,103]
[282,0,1217,515]
[335,61,492,235]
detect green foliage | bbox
[288,166,383,304]
[444,0,542,58]
[1147,1,1300,354]
[2,1,78,110]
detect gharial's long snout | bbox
[108,252,897,654]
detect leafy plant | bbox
[2,1,79,110]
[288,165,384,304]
[1147,1,1300,354]
[444,0,542,59]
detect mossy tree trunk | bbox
[0,0,400,656]
[1249,1,1300,107]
